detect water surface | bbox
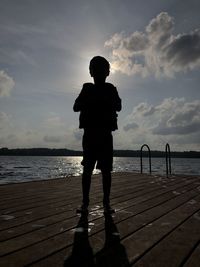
[0,156,199,184]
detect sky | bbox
[0,0,200,151]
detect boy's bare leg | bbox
[82,167,93,207]
[102,170,112,207]
[77,167,93,214]
[102,170,115,213]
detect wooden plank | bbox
[0,173,199,267]
[1,184,198,265]
[119,195,200,265]
[133,210,200,267]
[0,176,198,237]
[183,241,200,267]
[27,188,200,266]
[0,175,179,230]
[1,183,198,256]
[29,184,200,266]
[0,174,196,217]
[1,177,197,242]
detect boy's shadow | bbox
[64,213,130,267]
[95,213,130,267]
[64,213,95,267]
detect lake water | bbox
[0,156,199,184]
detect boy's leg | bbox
[82,165,94,207]
[80,130,96,210]
[102,169,115,214]
[101,169,112,207]
[77,164,94,214]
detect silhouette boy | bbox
[73,56,121,214]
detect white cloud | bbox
[105,12,200,77]
[152,99,200,135]
[0,112,83,149]
[0,70,15,97]
[124,98,200,135]
[45,115,65,128]
[117,98,200,151]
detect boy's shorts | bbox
[81,129,113,171]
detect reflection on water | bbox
[0,156,199,184]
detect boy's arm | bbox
[113,87,122,112]
[73,88,86,112]
[73,96,82,112]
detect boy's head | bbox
[89,56,110,83]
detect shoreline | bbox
[0,171,200,186]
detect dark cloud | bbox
[151,99,200,135]
[105,12,200,77]
[165,29,200,68]
[123,122,139,131]
[153,122,200,135]
[124,98,200,138]
[73,129,83,141]
[143,106,156,116]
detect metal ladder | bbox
[140,143,172,176]
[165,143,172,177]
[140,144,152,174]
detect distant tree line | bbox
[0,147,200,158]
[114,150,200,158]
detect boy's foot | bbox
[76,204,88,215]
[103,204,115,214]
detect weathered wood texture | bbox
[0,172,200,267]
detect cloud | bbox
[0,70,15,97]
[123,122,139,131]
[0,111,9,124]
[44,135,62,143]
[124,98,200,136]
[117,98,200,151]
[0,111,16,147]
[45,115,65,128]
[73,128,83,141]
[153,122,200,135]
[152,99,200,135]
[0,111,11,131]
[105,12,200,77]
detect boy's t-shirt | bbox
[74,82,121,131]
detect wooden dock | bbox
[0,172,200,267]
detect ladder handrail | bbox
[140,144,152,174]
[165,143,172,177]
